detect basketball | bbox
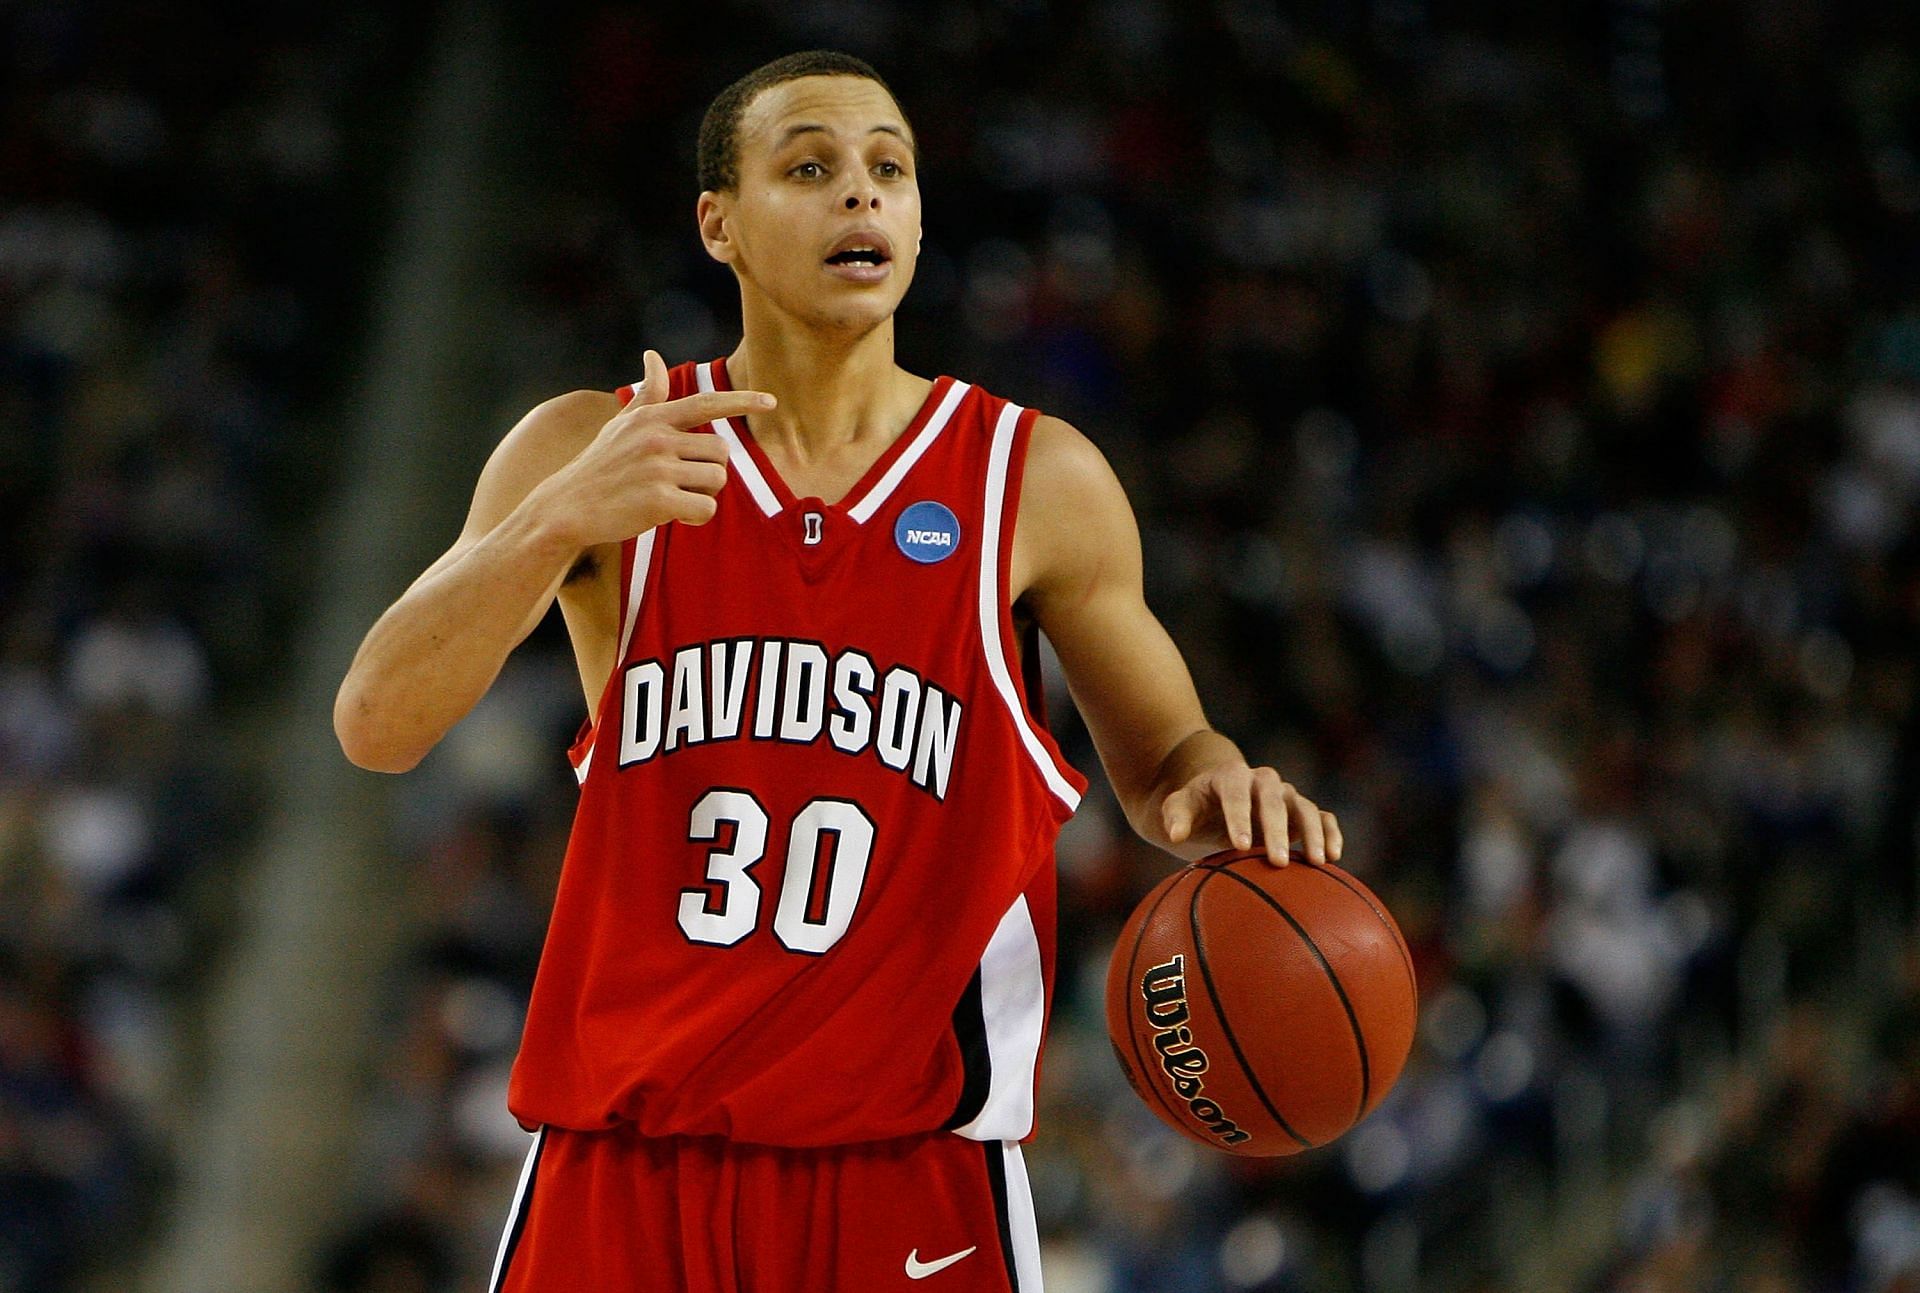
[1105,849,1418,1157]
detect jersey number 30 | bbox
[678,788,876,955]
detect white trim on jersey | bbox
[696,361,782,517]
[1002,1141,1046,1292]
[487,1125,545,1293]
[574,527,659,786]
[952,895,1045,1141]
[978,402,1083,811]
[844,378,971,523]
[619,528,658,664]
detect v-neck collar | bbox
[696,358,969,521]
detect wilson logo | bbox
[1139,954,1250,1146]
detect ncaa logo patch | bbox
[895,500,961,564]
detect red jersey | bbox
[506,358,1087,1147]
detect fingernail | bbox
[757,394,776,407]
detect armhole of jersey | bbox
[980,402,1087,815]
[569,371,659,786]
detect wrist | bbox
[1153,729,1242,793]
[499,486,585,568]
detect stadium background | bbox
[4,0,1919,1289]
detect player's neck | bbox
[725,316,920,464]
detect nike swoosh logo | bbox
[905,1246,978,1279]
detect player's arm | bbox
[1014,415,1341,867]
[333,350,774,773]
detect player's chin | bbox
[808,274,912,327]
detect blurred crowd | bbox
[330,3,1919,1291]
[7,0,1920,1291]
[0,2,416,1288]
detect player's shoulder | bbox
[488,387,620,482]
[1013,408,1122,512]
[947,376,1109,489]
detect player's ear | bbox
[697,191,735,264]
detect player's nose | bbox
[841,172,881,211]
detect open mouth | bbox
[825,247,890,267]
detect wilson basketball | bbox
[1105,849,1418,1156]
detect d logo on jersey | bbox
[895,501,961,564]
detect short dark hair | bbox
[696,51,908,193]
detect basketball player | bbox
[335,51,1342,1293]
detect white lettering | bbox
[709,640,752,740]
[665,645,705,751]
[875,666,921,772]
[913,687,961,800]
[828,652,876,753]
[619,660,665,765]
[780,643,829,742]
[613,639,962,797]
[752,640,784,739]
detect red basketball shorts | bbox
[488,1124,1044,1292]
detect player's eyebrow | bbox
[775,123,915,151]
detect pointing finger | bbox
[1323,811,1344,863]
[655,389,777,429]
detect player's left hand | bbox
[1160,765,1342,868]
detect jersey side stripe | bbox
[1001,1142,1045,1292]
[573,527,659,786]
[486,1125,545,1293]
[951,894,1044,1141]
[979,402,1083,810]
[845,379,971,523]
[695,361,782,517]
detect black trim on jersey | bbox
[489,1128,547,1293]
[942,969,992,1131]
[980,1140,1022,1292]
[1016,617,1047,732]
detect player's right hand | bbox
[532,348,775,547]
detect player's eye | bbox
[874,159,903,179]
[789,160,826,180]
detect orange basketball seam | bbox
[1213,863,1373,1131]
[1187,869,1315,1151]
[1301,861,1418,1006]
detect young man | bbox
[335,50,1342,1293]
